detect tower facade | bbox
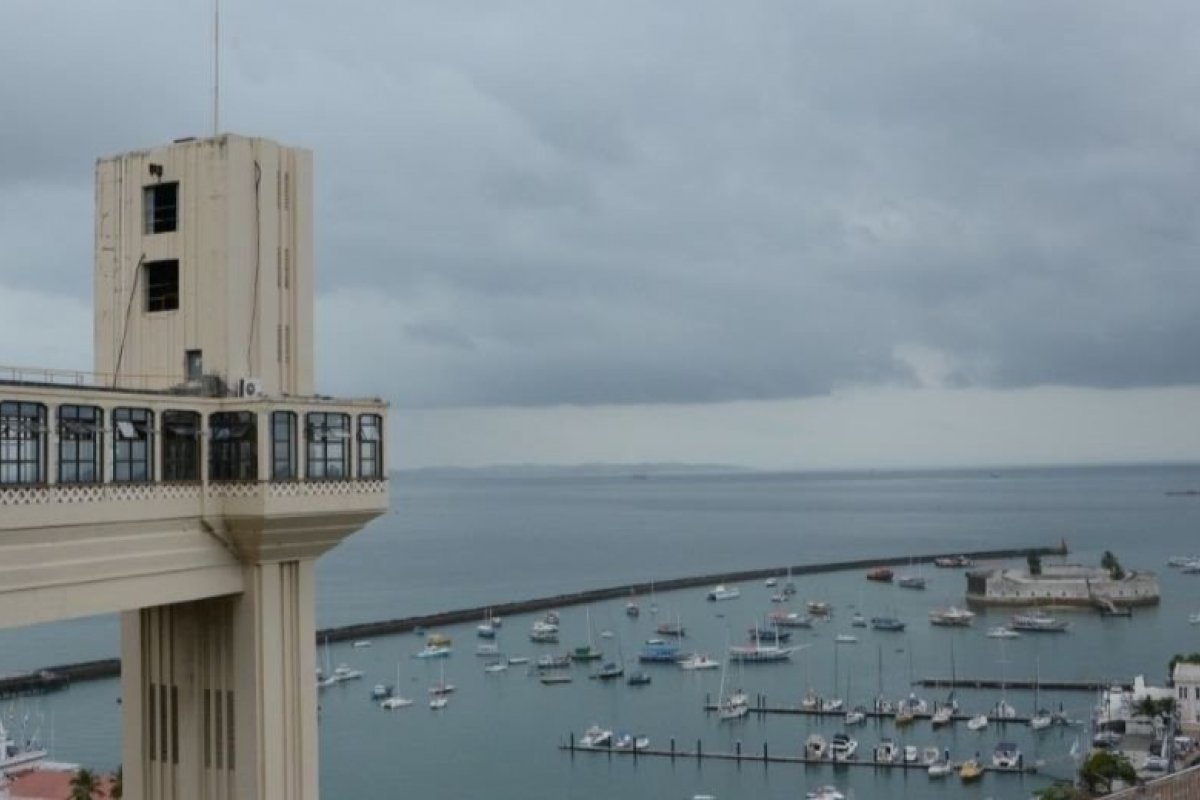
[94,135,314,396]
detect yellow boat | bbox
[426,633,452,647]
[959,759,983,782]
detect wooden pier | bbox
[702,699,1039,727]
[916,677,1127,692]
[560,735,1039,776]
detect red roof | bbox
[5,768,114,799]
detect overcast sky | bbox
[2,1,1199,469]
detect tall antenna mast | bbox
[213,0,221,136]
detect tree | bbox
[1079,750,1137,794]
[1033,782,1089,800]
[1027,551,1043,576]
[1134,695,1176,718]
[68,767,101,800]
[1100,551,1125,580]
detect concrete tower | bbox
[0,134,388,800]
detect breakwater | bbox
[0,543,1064,697]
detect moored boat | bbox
[805,786,845,800]
[870,616,905,632]
[992,742,1021,768]
[967,713,988,731]
[866,567,894,582]
[986,625,1020,639]
[770,610,814,628]
[897,575,927,589]
[637,639,681,663]
[728,643,796,663]
[959,758,984,782]
[1010,612,1070,632]
[627,671,652,686]
[804,734,828,760]
[579,725,613,747]
[873,739,899,763]
[806,600,832,616]
[830,733,858,761]
[928,606,976,626]
[706,584,741,601]
[679,653,720,671]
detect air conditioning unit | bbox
[241,378,267,399]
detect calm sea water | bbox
[4,464,1200,799]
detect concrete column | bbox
[122,560,317,800]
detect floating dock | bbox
[560,736,1039,775]
[702,699,1042,727]
[916,677,1128,692]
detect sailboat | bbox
[783,566,797,597]
[716,633,749,720]
[380,662,413,709]
[1029,657,1052,730]
[429,660,456,696]
[932,639,957,727]
[844,663,866,725]
[571,608,603,662]
[625,588,640,618]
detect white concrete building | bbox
[1176,663,1200,734]
[0,134,388,800]
[965,564,1160,607]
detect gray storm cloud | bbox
[3,1,1200,408]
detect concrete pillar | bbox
[121,559,318,800]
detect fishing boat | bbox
[928,606,976,626]
[992,742,1021,768]
[967,713,988,731]
[627,671,652,686]
[679,653,720,671]
[865,567,894,582]
[590,661,624,680]
[748,626,792,642]
[728,643,796,663]
[413,644,451,659]
[637,639,681,663]
[579,725,613,747]
[987,626,1020,639]
[655,620,686,637]
[1010,612,1070,632]
[806,600,832,616]
[804,734,828,760]
[769,610,814,628]
[805,786,844,800]
[959,758,984,782]
[706,584,741,601]
[535,654,571,670]
[830,733,858,761]
[873,739,899,763]
[0,718,46,773]
[869,616,905,632]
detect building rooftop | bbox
[1175,663,1200,683]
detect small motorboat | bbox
[613,732,650,750]
[679,653,721,671]
[765,577,778,587]
[429,696,448,710]
[959,758,984,782]
[873,739,898,763]
[896,575,927,589]
[770,611,814,628]
[599,630,615,639]
[870,616,906,632]
[625,601,640,617]
[706,584,741,601]
[413,645,451,659]
[539,673,572,685]
[804,734,828,760]
[352,640,372,648]
[579,725,613,747]
[369,683,392,700]
[830,733,858,761]
[834,634,858,644]
[992,742,1021,769]
[627,671,652,686]
[927,760,953,777]
[590,661,624,680]
[903,745,919,763]
[805,786,845,800]
[379,695,413,710]
[850,613,867,627]
[1009,612,1070,632]
[986,626,1020,639]
[844,706,866,725]
[483,662,508,673]
[1190,612,1200,625]
[921,746,941,765]
[820,697,845,713]
[928,607,976,626]
[507,656,529,665]
[967,713,988,731]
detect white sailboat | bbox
[716,633,749,720]
[380,662,413,709]
[1029,657,1052,730]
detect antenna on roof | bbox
[212,0,221,136]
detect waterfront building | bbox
[1175,663,1200,735]
[965,564,1160,607]
[0,134,388,799]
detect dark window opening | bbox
[58,404,102,484]
[0,401,46,485]
[358,414,383,479]
[113,407,153,483]
[162,410,200,481]
[306,412,349,480]
[143,182,179,234]
[271,411,297,480]
[209,411,258,481]
[145,260,179,313]
[185,350,203,381]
